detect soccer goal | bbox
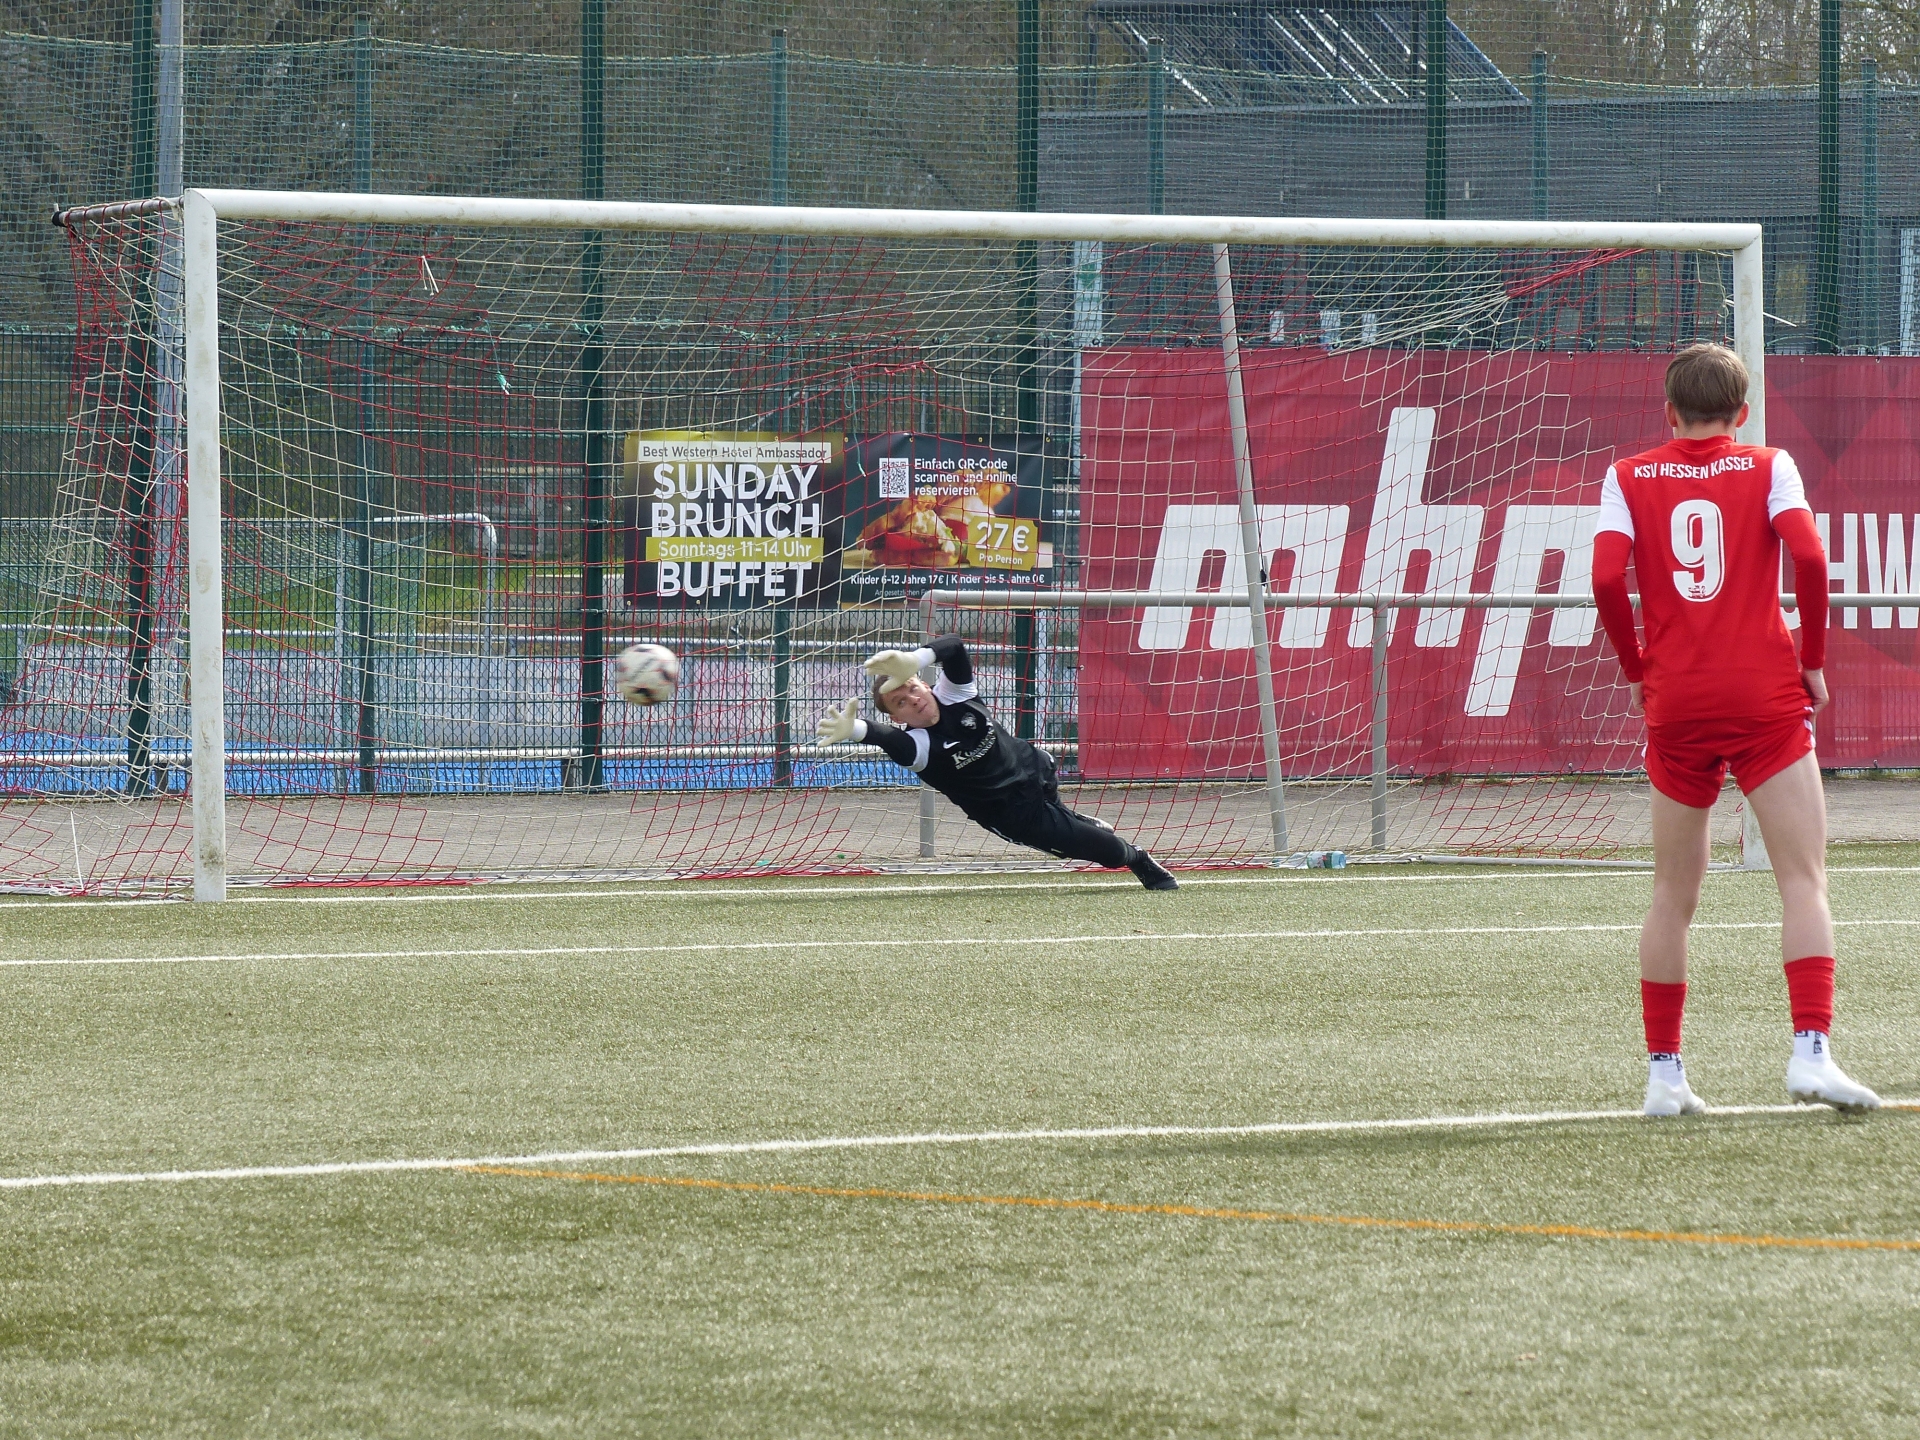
[19,188,1906,898]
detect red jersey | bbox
[1596,435,1810,725]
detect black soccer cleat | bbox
[1129,851,1179,891]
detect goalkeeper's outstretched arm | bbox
[816,635,972,771]
[815,697,921,769]
[860,635,973,699]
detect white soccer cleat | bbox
[1643,1073,1708,1117]
[1787,1055,1881,1113]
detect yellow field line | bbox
[463,1164,1920,1253]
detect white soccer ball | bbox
[614,643,680,706]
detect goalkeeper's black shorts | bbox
[971,750,1134,869]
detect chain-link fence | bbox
[7,3,1915,684]
[6,1,1918,337]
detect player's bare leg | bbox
[1743,751,1833,959]
[1642,790,1712,984]
[1746,752,1880,1111]
[1640,790,1711,1115]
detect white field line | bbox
[3,1099,1913,1193]
[4,864,1916,912]
[5,918,1919,970]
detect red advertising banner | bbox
[1079,351,1920,779]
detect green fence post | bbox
[1420,0,1449,348]
[1424,0,1447,221]
[1862,59,1880,352]
[1013,0,1040,741]
[1530,50,1548,222]
[1814,0,1841,353]
[1146,37,1165,217]
[1081,22,1098,112]
[770,29,793,787]
[770,31,790,208]
[351,13,379,795]
[577,0,607,791]
[131,0,155,199]
[354,16,372,190]
[122,0,160,798]
[1144,37,1167,345]
[771,28,791,421]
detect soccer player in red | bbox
[1592,343,1879,1117]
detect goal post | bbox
[182,190,228,900]
[29,187,1915,897]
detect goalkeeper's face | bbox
[879,678,940,728]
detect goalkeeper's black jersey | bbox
[861,637,1043,821]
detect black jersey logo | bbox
[951,734,996,769]
[961,712,980,729]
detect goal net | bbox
[9,192,1775,894]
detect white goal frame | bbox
[150,189,1785,900]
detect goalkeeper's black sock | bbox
[1128,851,1178,891]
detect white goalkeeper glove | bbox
[816,698,866,746]
[863,646,931,695]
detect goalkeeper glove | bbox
[863,646,931,695]
[816,698,866,746]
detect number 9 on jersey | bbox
[1669,498,1725,602]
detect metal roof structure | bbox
[1090,1,1526,107]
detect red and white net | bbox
[1,209,1812,890]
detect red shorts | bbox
[1644,711,1815,809]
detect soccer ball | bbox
[613,643,680,706]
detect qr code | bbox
[877,456,911,499]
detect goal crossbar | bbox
[88,189,1767,253]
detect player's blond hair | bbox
[1665,343,1749,425]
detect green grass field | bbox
[3,850,1918,1437]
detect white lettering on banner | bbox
[1819,512,1859,629]
[648,460,820,502]
[1820,511,1920,629]
[1137,504,1350,651]
[657,560,812,599]
[1126,413,1920,718]
[1346,407,1485,650]
[634,439,833,465]
[1863,514,1919,629]
[1464,506,1600,718]
[1211,506,1349,649]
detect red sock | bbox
[1641,980,1687,1055]
[1783,956,1836,1034]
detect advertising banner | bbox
[1078,351,1920,779]
[840,434,1053,603]
[622,432,843,607]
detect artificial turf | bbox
[2,849,1917,1436]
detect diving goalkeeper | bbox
[816,635,1179,890]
